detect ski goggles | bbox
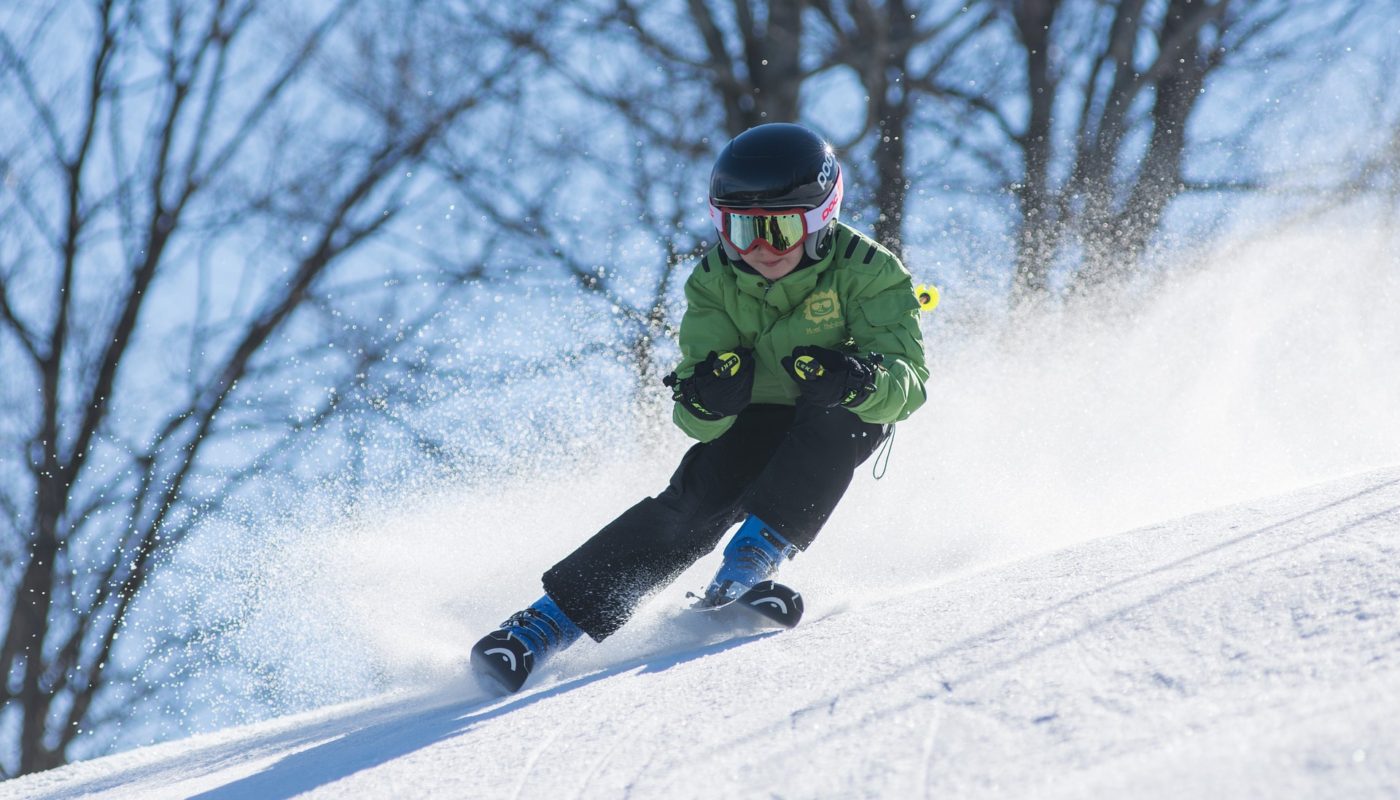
[708,173,843,256]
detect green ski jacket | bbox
[671,221,929,442]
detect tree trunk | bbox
[1011,0,1062,300]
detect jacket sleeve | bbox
[670,268,743,442]
[845,256,929,425]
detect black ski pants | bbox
[542,403,888,641]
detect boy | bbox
[471,122,928,693]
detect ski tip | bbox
[469,631,533,695]
[685,581,804,628]
[739,581,804,628]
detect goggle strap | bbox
[802,171,843,232]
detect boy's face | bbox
[740,243,803,281]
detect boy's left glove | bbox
[782,345,882,408]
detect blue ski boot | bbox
[698,515,799,608]
[471,593,583,694]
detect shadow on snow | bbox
[185,631,777,800]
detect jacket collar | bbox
[728,241,838,313]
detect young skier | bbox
[471,122,929,693]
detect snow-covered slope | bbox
[7,465,1398,799]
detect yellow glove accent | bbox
[712,351,742,378]
[792,354,825,380]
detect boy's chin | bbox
[744,253,799,278]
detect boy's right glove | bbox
[664,348,755,421]
[782,345,882,408]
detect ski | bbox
[470,630,535,695]
[689,580,804,629]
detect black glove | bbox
[664,348,755,420]
[781,345,882,408]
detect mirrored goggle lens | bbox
[723,211,806,253]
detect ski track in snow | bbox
[5,466,1399,799]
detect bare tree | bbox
[541,1,993,267]
[1263,13,1400,231]
[0,0,523,775]
[609,0,808,135]
[422,0,726,434]
[809,1,996,255]
[473,0,1383,334]
[908,0,1369,301]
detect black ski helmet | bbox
[709,123,843,260]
